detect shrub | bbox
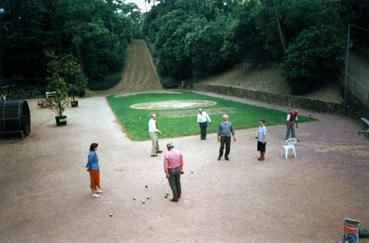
[282,25,344,94]
[46,52,88,98]
[88,72,122,90]
[47,74,70,117]
[185,16,228,79]
[161,76,180,89]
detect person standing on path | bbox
[285,109,299,141]
[257,120,267,161]
[164,142,184,202]
[197,108,212,140]
[217,114,236,161]
[86,143,103,198]
[148,113,162,157]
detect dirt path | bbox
[88,39,162,96]
[1,94,369,242]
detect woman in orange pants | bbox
[86,143,103,198]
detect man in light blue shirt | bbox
[257,120,267,161]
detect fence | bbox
[344,24,369,117]
[346,73,369,107]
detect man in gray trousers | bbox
[285,109,299,141]
[148,113,162,157]
[164,142,184,202]
[217,114,236,161]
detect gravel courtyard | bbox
[1,93,369,243]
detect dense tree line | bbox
[0,0,142,90]
[143,0,369,94]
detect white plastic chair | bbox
[282,138,297,159]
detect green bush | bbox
[88,72,122,91]
[185,16,229,79]
[47,74,70,117]
[2,0,133,86]
[234,3,271,62]
[161,76,180,89]
[282,25,344,94]
[154,10,196,82]
[45,52,87,98]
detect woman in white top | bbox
[257,120,267,161]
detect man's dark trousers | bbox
[168,167,181,200]
[219,136,231,158]
[199,122,208,140]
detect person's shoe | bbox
[218,156,221,161]
[150,154,158,157]
[170,198,178,202]
[225,156,229,161]
[96,188,103,193]
[92,193,100,198]
[258,158,262,161]
[156,150,162,153]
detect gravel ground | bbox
[1,94,369,243]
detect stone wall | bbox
[193,84,343,114]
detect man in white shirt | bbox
[197,108,211,140]
[148,113,162,157]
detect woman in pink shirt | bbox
[164,142,184,202]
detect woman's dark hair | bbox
[90,143,99,151]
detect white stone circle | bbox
[130,100,217,110]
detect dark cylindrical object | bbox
[0,100,31,137]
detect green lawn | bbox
[106,91,314,140]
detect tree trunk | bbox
[74,42,84,74]
[272,0,286,53]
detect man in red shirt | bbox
[164,142,184,202]
[285,109,299,140]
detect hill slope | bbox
[88,39,162,96]
[200,65,342,103]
